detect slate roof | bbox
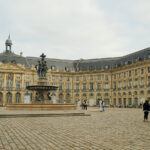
[0,47,150,71]
[0,51,30,67]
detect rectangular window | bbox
[16,81,20,89]
[105,83,109,89]
[83,76,86,81]
[52,76,55,81]
[148,67,150,73]
[135,69,137,76]
[147,90,150,94]
[105,75,108,80]
[141,68,144,74]
[124,72,126,78]
[0,73,3,78]
[129,71,132,77]
[114,82,116,89]
[16,74,21,80]
[76,76,79,81]
[59,76,62,81]
[148,76,150,85]
[90,76,93,80]
[26,82,29,87]
[83,83,86,90]
[76,83,79,90]
[66,77,70,81]
[119,81,122,88]
[26,74,30,79]
[90,83,94,90]
[97,83,101,90]
[0,80,2,88]
[141,77,144,85]
[66,83,70,90]
[7,79,12,89]
[59,83,62,90]
[134,79,138,86]
[123,80,126,87]
[97,75,101,80]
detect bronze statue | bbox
[35,53,48,78]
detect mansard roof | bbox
[0,47,149,71]
[26,57,74,71]
[0,51,30,67]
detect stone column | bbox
[20,92,24,104]
[12,92,16,104]
[21,74,25,91]
[3,92,6,106]
[13,74,15,90]
[4,73,7,90]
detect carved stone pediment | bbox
[0,63,25,72]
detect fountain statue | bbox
[26,53,58,103]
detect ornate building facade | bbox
[0,36,150,107]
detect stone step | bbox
[0,113,90,118]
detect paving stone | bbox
[0,108,149,150]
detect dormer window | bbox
[51,66,56,70]
[105,65,108,69]
[76,67,80,72]
[65,67,69,72]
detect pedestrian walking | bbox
[99,100,103,112]
[143,100,150,122]
[82,100,85,110]
[84,100,87,110]
[102,100,104,112]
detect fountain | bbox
[26,53,58,104]
[6,53,76,110]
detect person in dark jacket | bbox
[143,100,150,122]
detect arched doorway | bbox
[51,93,56,104]
[59,94,63,104]
[89,93,94,106]
[24,93,31,104]
[134,98,138,107]
[6,92,12,104]
[16,93,21,103]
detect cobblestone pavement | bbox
[0,107,149,150]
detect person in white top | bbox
[99,100,103,112]
[77,100,81,110]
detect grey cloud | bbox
[0,0,149,59]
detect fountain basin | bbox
[26,85,58,91]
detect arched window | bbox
[59,94,63,104]
[51,93,56,104]
[0,92,2,103]
[66,94,70,103]
[7,92,12,104]
[16,93,20,103]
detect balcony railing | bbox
[74,89,79,92]
[140,85,144,88]
[134,85,138,89]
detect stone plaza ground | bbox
[0,107,149,150]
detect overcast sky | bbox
[0,0,150,60]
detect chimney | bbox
[20,52,23,56]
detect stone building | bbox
[0,36,150,107]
